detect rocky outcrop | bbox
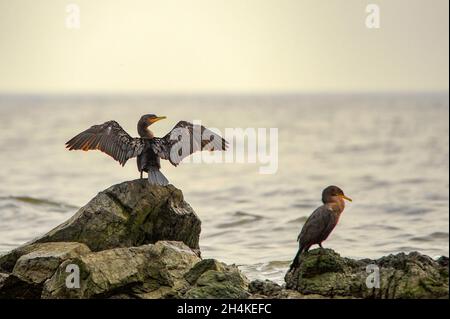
[42,241,201,299]
[0,180,447,299]
[0,180,201,274]
[0,241,249,299]
[1,242,447,299]
[0,180,251,299]
[284,248,449,299]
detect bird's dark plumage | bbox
[151,120,228,166]
[66,115,228,185]
[289,186,352,270]
[65,121,145,166]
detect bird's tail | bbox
[148,168,169,186]
[289,247,304,271]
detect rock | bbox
[437,256,449,268]
[1,180,201,263]
[1,180,447,299]
[0,272,43,299]
[248,279,283,298]
[184,259,226,285]
[0,178,241,299]
[248,279,332,299]
[13,242,90,284]
[285,248,449,299]
[183,259,250,299]
[0,242,90,298]
[1,240,447,299]
[42,241,200,299]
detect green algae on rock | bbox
[183,259,250,299]
[42,241,201,299]
[18,180,201,252]
[285,248,449,299]
[1,240,250,299]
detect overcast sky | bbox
[0,0,448,94]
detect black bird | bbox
[289,186,352,270]
[66,114,228,185]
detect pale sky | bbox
[0,0,448,93]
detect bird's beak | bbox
[148,116,166,124]
[341,194,353,202]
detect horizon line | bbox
[0,90,448,98]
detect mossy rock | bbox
[41,241,200,299]
[183,259,250,299]
[285,248,449,299]
[0,180,201,261]
[0,242,91,298]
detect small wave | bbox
[203,230,236,238]
[399,178,433,185]
[215,211,264,229]
[424,193,449,201]
[264,260,291,268]
[353,224,401,231]
[334,143,376,154]
[288,216,308,224]
[0,196,77,210]
[291,202,315,209]
[233,211,264,220]
[260,187,304,197]
[384,205,431,215]
[411,232,449,242]
[238,260,290,284]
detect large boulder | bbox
[0,180,201,273]
[42,241,201,299]
[285,248,449,299]
[0,240,250,299]
[0,178,252,300]
[36,180,202,252]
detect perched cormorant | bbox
[289,185,352,270]
[66,114,228,185]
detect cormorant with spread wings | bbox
[66,114,228,185]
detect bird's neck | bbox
[138,125,154,138]
[326,198,345,214]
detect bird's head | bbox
[322,185,352,204]
[137,114,166,138]
[140,114,166,126]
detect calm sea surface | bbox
[0,93,448,283]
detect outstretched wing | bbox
[65,120,145,166]
[151,121,228,166]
